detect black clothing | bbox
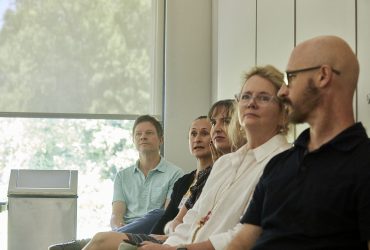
[185,166,212,210]
[242,123,370,250]
[151,170,195,234]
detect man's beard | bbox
[281,78,321,124]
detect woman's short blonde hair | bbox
[239,65,290,135]
[227,101,247,150]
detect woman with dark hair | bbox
[76,100,246,250]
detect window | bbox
[0,118,138,240]
[0,0,163,115]
[0,0,164,247]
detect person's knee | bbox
[90,232,128,248]
[90,232,110,246]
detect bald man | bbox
[227,36,370,250]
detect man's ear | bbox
[318,65,333,88]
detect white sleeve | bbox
[164,205,200,245]
[165,155,231,246]
[208,223,244,250]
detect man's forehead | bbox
[134,122,155,131]
[287,42,319,69]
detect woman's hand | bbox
[210,140,223,163]
[149,234,169,241]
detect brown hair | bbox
[209,99,246,151]
[132,115,163,138]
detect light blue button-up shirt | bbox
[113,157,183,224]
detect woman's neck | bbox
[196,156,213,173]
[245,128,278,149]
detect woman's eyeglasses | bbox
[235,93,277,106]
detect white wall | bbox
[212,0,370,139]
[164,0,212,172]
[357,0,370,132]
[256,0,294,71]
[164,0,370,169]
[294,0,356,135]
[212,0,256,100]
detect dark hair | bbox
[132,115,163,138]
[195,115,208,121]
[207,99,235,120]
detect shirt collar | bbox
[252,134,288,163]
[294,122,368,152]
[133,156,165,173]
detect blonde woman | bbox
[138,65,291,250]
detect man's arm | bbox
[110,201,126,230]
[164,198,171,208]
[367,240,370,250]
[143,224,261,250]
[226,224,262,250]
[141,225,260,250]
[182,240,214,250]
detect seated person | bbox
[111,115,183,233]
[49,115,183,249]
[81,100,245,249]
[161,99,246,234]
[80,116,213,249]
[226,36,370,250]
[87,65,291,250]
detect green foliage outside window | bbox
[0,0,154,114]
[0,118,139,242]
[0,0,158,244]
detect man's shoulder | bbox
[114,164,137,184]
[351,137,370,168]
[262,147,296,176]
[117,164,137,175]
[159,158,183,172]
[157,157,184,176]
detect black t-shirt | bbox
[242,123,370,250]
[150,170,195,234]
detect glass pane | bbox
[0,117,139,246]
[0,0,162,115]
